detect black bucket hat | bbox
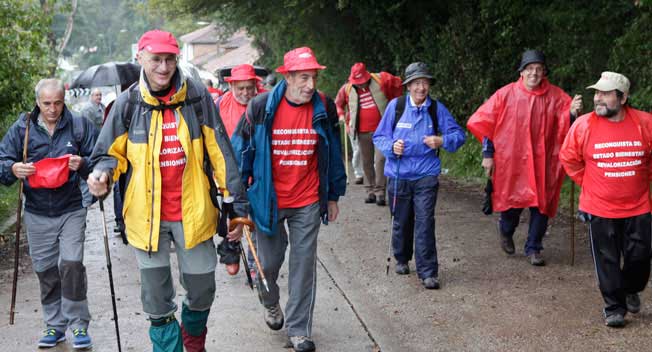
[517,50,548,74]
[403,62,433,85]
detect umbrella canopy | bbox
[71,61,141,89]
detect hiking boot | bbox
[376,197,386,206]
[264,303,284,330]
[355,177,363,185]
[528,252,545,266]
[289,336,316,352]
[395,262,410,275]
[605,313,625,327]
[364,194,376,204]
[421,277,440,290]
[496,222,515,254]
[38,329,66,348]
[72,328,92,349]
[627,293,641,314]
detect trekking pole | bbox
[569,94,581,266]
[386,158,400,275]
[570,180,575,266]
[10,112,31,324]
[239,242,254,290]
[229,217,269,292]
[342,122,350,184]
[93,171,122,351]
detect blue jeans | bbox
[499,207,549,255]
[388,175,439,279]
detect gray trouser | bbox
[358,131,386,198]
[256,202,320,337]
[347,130,364,178]
[24,208,91,332]
[134,221,217,319]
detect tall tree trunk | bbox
[40,0,78,75]
[57,0,78,56]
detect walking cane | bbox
[386,158,400,275]
[9,112,31,324]
[93,171,122,351]
[229,217,270,292]
[342,122,350,184]
[570,179,575,266]
[569,94,581,266]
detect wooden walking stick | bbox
[570,181,575,266]
[569,94,581,266]
[10,112,31,324]
[229,217,269,292]
[342,122,350,184]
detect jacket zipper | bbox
[148,113,160,257]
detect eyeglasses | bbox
[146,55,178,68]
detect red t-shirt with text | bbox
[158,87,186,221]
[357,87,381,132]
[271,98,319,208]
[581,114,650,218]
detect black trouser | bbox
[588,213,651,316]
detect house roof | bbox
[201,41,261,73]
[179,23,220,44]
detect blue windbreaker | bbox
[373,95,465,180]
[231,80,346,236]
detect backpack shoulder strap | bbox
[392,95,407,131]
[122,83,140,128]
[344,83,352,96]
[370,72,382,85]
[184,79,206,123]
[71,114,85,149]
[428,98,438,134]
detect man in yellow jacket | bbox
[88,30,247,352]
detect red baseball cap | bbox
[276,47,326,74]
[138,30,180,55]
[225,64,262,82]
[27,154,71,189]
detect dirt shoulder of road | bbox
[321,177,652,352]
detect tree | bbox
[0,0,54,131]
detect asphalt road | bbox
[1,177,652,351]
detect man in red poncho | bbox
[560,72,652,327]
[467,50,582,266]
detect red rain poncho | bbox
[467,77,571,217]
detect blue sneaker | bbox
[38,328,66,348]
[72,328,92,349]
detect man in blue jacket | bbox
[373,62,466,289]
[0,78,98,349]
[231,46,346,352]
